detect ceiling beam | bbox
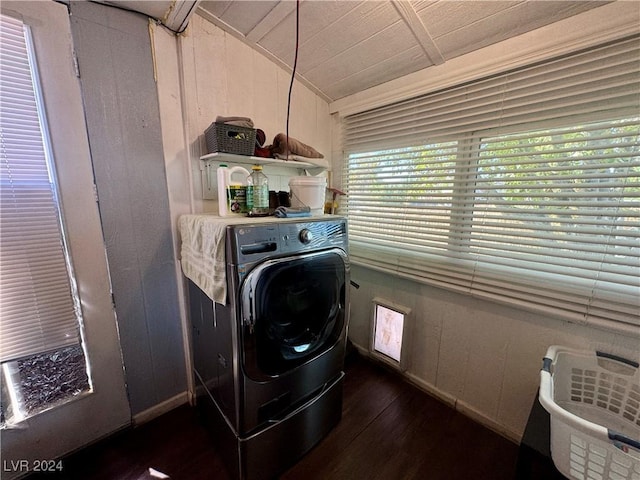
[246,0,301,43]
[392,0,444,65]
[164,1,201,33]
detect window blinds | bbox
[0,14,82,362]
[343,36,640,332]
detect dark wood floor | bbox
[27,353,553,480]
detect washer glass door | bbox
[241,249,347,379]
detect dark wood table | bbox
[516,391,567,479]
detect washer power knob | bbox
[299,228,313,244]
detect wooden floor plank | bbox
[26,353,524,480]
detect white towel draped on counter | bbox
[179,215,229,304]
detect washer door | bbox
[240,248,347,379]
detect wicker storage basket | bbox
[539,346,640,480]
[205,122,256,156]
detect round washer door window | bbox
[241,249,347,378]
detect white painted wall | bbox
[177,14,331,214]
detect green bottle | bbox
[247,165,269,216]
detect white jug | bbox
[217,164,250,216]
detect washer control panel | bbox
[230,218,347,264]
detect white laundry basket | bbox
[539,346,640,480]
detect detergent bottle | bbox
[217,164,250,216]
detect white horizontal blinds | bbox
[473,119,640,327]
[343,35,640,329]
[346,143,478,292]
[0,14,81,362]
[344,37,639,154]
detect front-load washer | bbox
[187,216,349,480]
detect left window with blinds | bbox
[0,13,90,426]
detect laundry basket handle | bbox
[608,430,640,451]
[596,351,639,369]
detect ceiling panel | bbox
[433,1,611,60]
[260,1,398,72]
[198,1,232,18]
[305,20,427,86]
[213,0,280,36]
[256,0,367,66]
[197,0,615,101]
[322,46,427,101]
[415,1,523,38]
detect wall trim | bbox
[132,392,189,426]
[404,372,456,409]
[456,400,522,444]
[330,2,640,117]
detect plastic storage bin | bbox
[205,122,256,156]
[539,345,640,480]
[289,176,327,215]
